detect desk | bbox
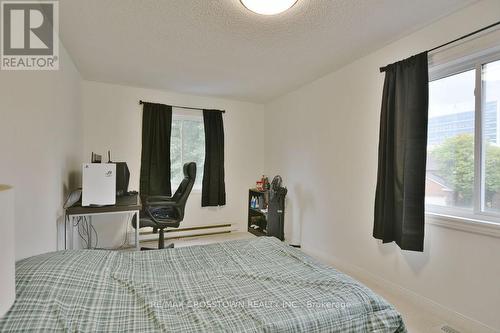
[66,195,142,251]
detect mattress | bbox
[0,237,406,332]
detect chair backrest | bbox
[172,162,196,220]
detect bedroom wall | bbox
[0,44,83,260]
[81,81,265,247]
[264,0,500,331]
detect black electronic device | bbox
[115,162,130,196]
[107,151,130,197]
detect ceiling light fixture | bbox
[240,0,298,16]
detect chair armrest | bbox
[146,200,181,208]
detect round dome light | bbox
[240,0,298,15]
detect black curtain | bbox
[373,52,429,252]
[202,110,226,207]
[140,102,173,198]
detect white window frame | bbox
[426,50,500,233]
[171,109,204,193]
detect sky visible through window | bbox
[429,70,475,118]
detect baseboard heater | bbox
[132,223,234,243]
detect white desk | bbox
[66,195,141,250]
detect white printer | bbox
[82,163,116,206]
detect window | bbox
[482,60,500,213]
[171,111,205,190]
[426,57,500,223]
[426,70,475,210]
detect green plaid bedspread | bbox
[0,237,406,332]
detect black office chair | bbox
[132,162,196,250]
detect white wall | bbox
[81,81,265,247]
[0,45,83,260]
[264,0,500,330]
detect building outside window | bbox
[426,58,500,221]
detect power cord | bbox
[71,214,132,250]
[75,217,88,248]
[73,216,98,249]
[93,214,131,250]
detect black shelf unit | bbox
[247,189,269,237]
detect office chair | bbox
[132,162,196,250]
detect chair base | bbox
[135,225,176,250]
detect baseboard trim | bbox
[134,223,235,242]
[139,230,231,243]
[301,244,497,333]
[139,223,232,236]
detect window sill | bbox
[426,212,500,238]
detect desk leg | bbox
[135,210,140,251]
[65,215,67,250]
[69,216,74,250]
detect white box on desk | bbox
[82,163,116,206]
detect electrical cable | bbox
[93,214,131,250]
[82,217,89,248]
[83,217,90,248]
[90,219,98,248]
[76,217,88,248]
[71,213,133,251]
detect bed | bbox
[0,237,406,332]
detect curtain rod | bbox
[380,20,500,73]
[139,100,225,113]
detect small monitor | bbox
[115,162,130,197]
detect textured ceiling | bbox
[60,0,478,103]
